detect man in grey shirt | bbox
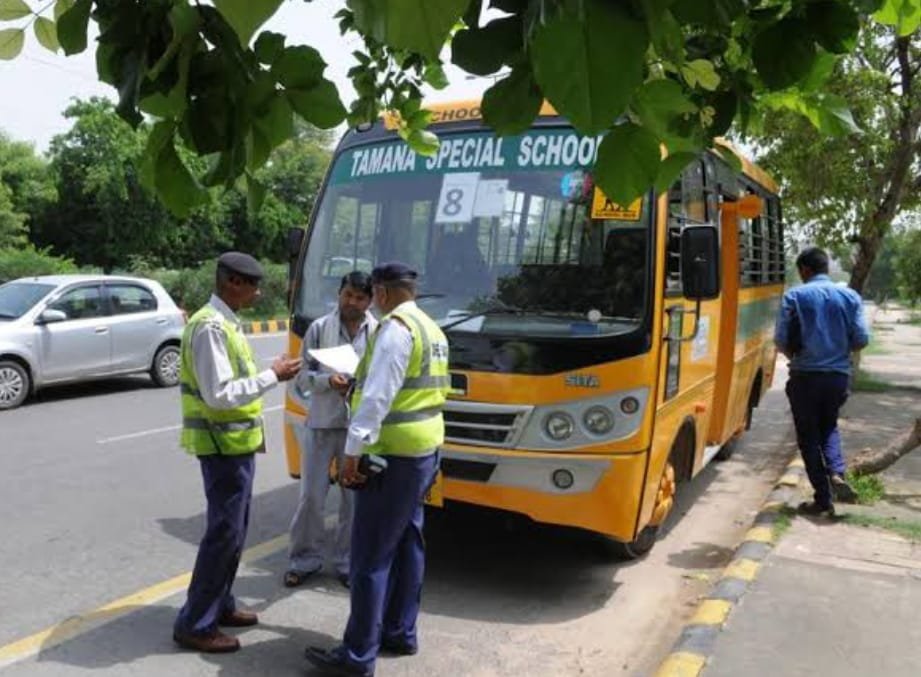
[285,271,376,588]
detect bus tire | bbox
[606,525,659,560]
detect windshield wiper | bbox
[440,305,527,331]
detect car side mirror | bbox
[680,224,720,300]
[37,309,67,324]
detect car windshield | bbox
[296,128,652,339]
[0,282,56,320]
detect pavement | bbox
[660,304,921,677]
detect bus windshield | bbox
[296,128,652,339]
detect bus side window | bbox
[665,159,707,296]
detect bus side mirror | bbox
[287,227,305,309]
[680,224,720,300]
[288,227,305,260]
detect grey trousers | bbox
[288,428,354,576]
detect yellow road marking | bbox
[778,473,801,486]
[723,558,760,581]
[788,458,805,469]
[0,534,287,669]
[654,651,707,677]
[744,526,775,544]
[689,599,732,626]
[761,501,785,513]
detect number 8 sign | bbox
[435,172,480,224]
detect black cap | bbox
[371,261,417,283]
[217,251,264,281]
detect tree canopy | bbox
[753,21,919,292]
[2,0,919,216]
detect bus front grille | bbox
[443,401,532,448]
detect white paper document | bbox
[308,344,360,376]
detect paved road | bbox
[0,335,793,676]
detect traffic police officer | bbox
[173,252,301,653]
[305,261,450,676]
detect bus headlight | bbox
[543,412,575,440]
[583,406,615,435]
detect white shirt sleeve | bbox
[295,318,332,395]
[191,322,278,411]
[344,319,413,457]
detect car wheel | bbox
[151,344,181,387]
[0,360,30,410]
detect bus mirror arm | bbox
[665,299,705,344]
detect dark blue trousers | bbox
[786,371,849,508]
[174,453,255,636]
[341,452,438,673]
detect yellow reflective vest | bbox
[351,303,450,456]
[179,306,265,456]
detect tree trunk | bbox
[850,418,921,475]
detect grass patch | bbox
[852,370,896,392]
[845,472,885,505]
[840,514,921,542]
[862,337,889,355]
[906,315,921,326]
[773,507,795,539]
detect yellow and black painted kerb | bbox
[240,318,289,335]
[654,454,806,677]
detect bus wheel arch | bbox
[606,421,695,560]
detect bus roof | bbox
[388,99,778,194]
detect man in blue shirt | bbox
[775,247,870,516]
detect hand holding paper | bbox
[308,344,360,376]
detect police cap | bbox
[217,251,264,281]
[371,261,417,284]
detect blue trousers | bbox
[786,371,849,508]
[174,453,255,636]
[341,452,438,673]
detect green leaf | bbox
[254,30,285,65]
[531,0,647,135]
[873,0,921,36]
[155,141,208,217]
[632,79,697,138]
[213,0,283,46]
[451,15,522,76]
[186,92,233,154]
[806,1,860,54]
[670,0,747,27]
[347,0,471,60]
[0,28,24,59]
[140,38,196,117]
[681,59,721,91]
[406,129,439,156]
[33,16,59,52]
[655,151,699,194]
[423,63,449,90]
[246,173,267,216]
[139,121,175,194]
[0,0,30,22]
[594,123,661,205]
[253,91,294,151]
[481,62,542,135]
[53,0,73,21]
[272,45,326,89]
[645,5,684,65]
[753,19,817,90]
[57,0,90,55]
[798,50,839,92]
[287,79,347,129]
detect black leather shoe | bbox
[304,646,372,676]
[798,501,835,517]
[380,639,418,656]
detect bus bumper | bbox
[434,445,648,541]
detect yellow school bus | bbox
[283,100,784,557]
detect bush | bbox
[0,245,79,283]
[141,261,289,319]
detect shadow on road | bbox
[28,376,160,406]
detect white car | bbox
[0,274,186,410]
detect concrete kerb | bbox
[653,454,805,677]
[240,318,289,334]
